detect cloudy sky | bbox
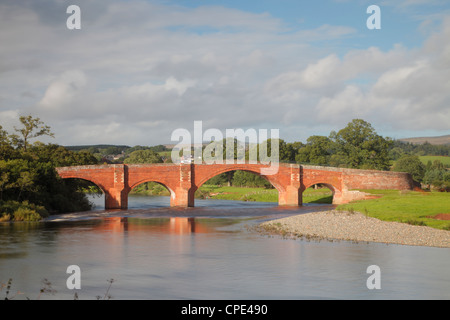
[0,0,449,146]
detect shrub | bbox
[13,207,42,221]
[0,200,48,221]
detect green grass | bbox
[337,189,450,230]
[197,185,278,202]
[197,185,332,204]
[419,155,450,166]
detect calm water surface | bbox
[0,195,449,300]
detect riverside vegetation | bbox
[0,115,98,221]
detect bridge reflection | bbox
[94,217,214,234]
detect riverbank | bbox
[258,210,450,248]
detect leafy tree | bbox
[0,116,101,220]
[388,147,406,161]
[10,115,54,151]
[0,125,17,160]
[296,136,332,165]
[104,146,121,155]
[422,160,450,189]
[205,173,230,186]
[232,170,271,188]
[330,119,392,170]
[124,149,163,164]
[287,141,304,161]
[28,143,98,167]
[392,155,426,182]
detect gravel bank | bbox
[259,210,450,248]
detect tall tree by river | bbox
[0,115,99,221]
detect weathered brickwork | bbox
[56,163,414,209]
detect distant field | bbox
[419,155,450,166]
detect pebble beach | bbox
[260,210,450,248]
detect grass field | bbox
[337,190,450,230]
[419,155,450,166]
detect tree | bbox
[0,125,16,160]
[11,115,54,151]
[232,170,271,188]
[124,149,163,164]
[28,144,98,167]
[0,116,101,218]
[392,155,426,182]
[296,136,332,165]
[104,146,121,155]
[422,160,449,190]
[330,119,392,170]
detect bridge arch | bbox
[59,176,107,195]
[128,179,175,204]
[129,179,175,196]
[195,166,285,192]
[302,182,342,204]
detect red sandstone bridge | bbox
[56,163,414,210]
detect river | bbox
[0,194,449,300]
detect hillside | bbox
[399,135,450,145]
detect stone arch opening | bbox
[128,180,174,208]
[194,169,281,204]
[302,182,340,204]
[60,177,105,210]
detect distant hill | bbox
[399,135,450,145]
[64,145,130,151]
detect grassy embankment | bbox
[200,187,450,230]
[336,189,450,230]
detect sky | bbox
[0,0,449,147]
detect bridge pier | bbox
[278,186,302,206]
[170,164,195,207]
[105,165,128,210]
[105,188,128,210]
[277,164,302,206]
[171,187,195,207]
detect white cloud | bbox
[39,70,88,110]
[0,0,449,145]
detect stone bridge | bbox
[56,163,415,209]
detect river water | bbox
[0,194,449,300]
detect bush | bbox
[392,155,426,182]
[13,207,42,221]
[0,200,48,222]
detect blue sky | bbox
[0,0,449,146]
[161,0,440,49]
